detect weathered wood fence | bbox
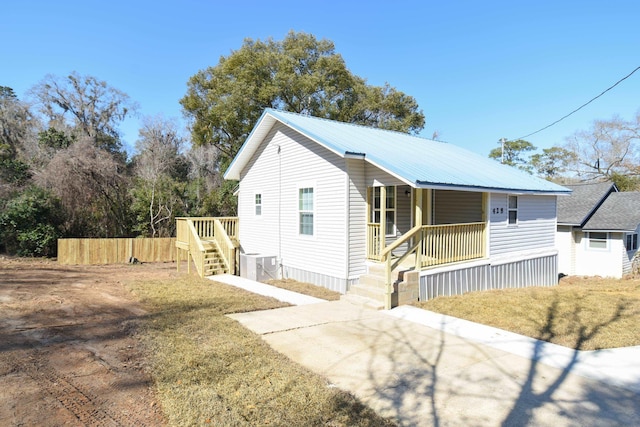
[57,238,176,265]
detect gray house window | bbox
[255,194,262,216]
[508,196,518,225]
[299,187,314,235]
[588,232,608,249]
[626,233,638,251]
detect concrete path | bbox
[228,299,640,426]
[211,274,326,305]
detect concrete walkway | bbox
[211,274,326,305]
[218,277,640,426]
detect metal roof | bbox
[225,109,571,194]
[557,182,617,226]
[583,192,640,232]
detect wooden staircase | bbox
[202,241,230,276]
[175,217,239,278]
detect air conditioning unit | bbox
[240,253,278,282]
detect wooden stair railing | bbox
[176,217,239,278]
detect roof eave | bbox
[414,181,571,195]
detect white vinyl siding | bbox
[555,225,574,275]
[571,229,624,278]
[490,194,557,256]
[396,185,412,235]
[346,158,367,279]
[238,123,348,282]
[433,190,483,225]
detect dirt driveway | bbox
[0,257,171,426]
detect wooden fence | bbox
[57,238,176,265]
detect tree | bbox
[130,116,187,237]
[0,186,64,256]
[0,86,38,193]
[488,139,537,172]
[181,31,425,167]
[529,147,576,179]
[34,138,133,237]
[563,113,640,182]
[29,72,137,154]
[185,143,221,212]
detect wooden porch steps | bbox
[202,242,228,276]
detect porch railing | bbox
[419,222,486,268]
[374,221,486,309]
[175,217,239,277]
[367,222,486,269]
[366,223,382,261]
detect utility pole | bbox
[499,138,507,164]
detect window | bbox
[299,187,313,235]
[255,194,262,216]
[588,232,608,249]
[371,186,396,236]
[508,195,518,225]
[626,233,638,251]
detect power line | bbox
[513,65,640,141]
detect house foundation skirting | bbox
[419,253,558,301]
[282,265,357,294]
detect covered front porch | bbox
[358,185,488,308]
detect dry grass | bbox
[413,275,640,350]
[128,275,394,426]
[267,278,342,301]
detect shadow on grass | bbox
[500,297,637,426]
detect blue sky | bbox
[2,0,639,158]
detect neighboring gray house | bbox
[557,182,640,278]
[224,108,571,307]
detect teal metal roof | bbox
[225,108,571,194]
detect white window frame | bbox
[626,233,638,251]
[507,195,518,226]
[587,231,609,250]
[298,186,314,237]
[371,186,396,237]
[254,193,262,216]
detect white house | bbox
[557,182,640,278]
[222,109,570,307]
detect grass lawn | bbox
[128,275,394,427]
[413,275,640,351]
[267,278,342,301]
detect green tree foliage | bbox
[0,86,38,193]
[610,171,640,191]
[38,127,75,150]
[530,147,576,179]
[0,186,64,256]
[0,86,17,99]
[181,31,425,166]
[488,139,537,173]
